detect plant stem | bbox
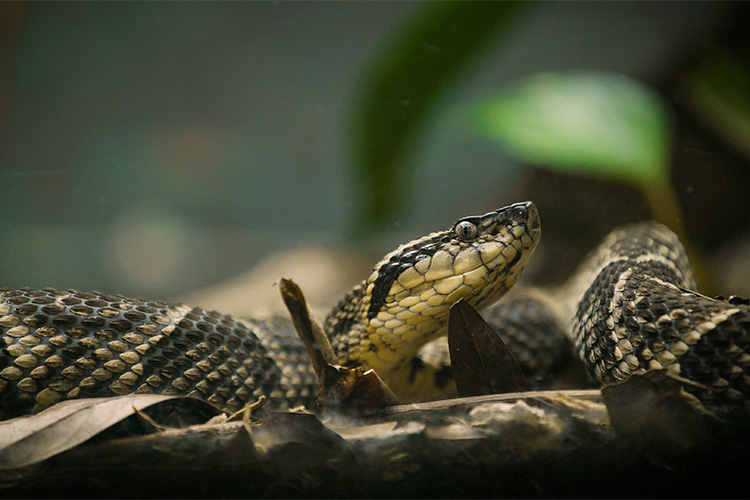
[641,180,713,294]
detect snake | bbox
[0,202,540,419]
[1,200,749,421]
[556,221,750,418]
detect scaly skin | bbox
[559,222,750,418]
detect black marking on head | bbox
[454,215,482,226]
[367,234,446,319]
[365,203,537,320]
[507,248,522,269]
[434,364,454,388]
[407,356,426,384]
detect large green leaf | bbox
[349,1,528,233]
[474,71,715,291]
[475,72,671,188]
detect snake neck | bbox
[323,282,367,361]
[322,285,457,402]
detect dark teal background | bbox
[0,2,741,298]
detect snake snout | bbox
[488,201,540,236]
[524,201,541,232]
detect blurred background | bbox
[1,1,749,311]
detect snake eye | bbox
[455,221,478,241]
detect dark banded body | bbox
[0,288,317,419]
[483,294,591,390]
[564,223,750,416]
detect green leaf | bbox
[475,72,671,188]
[349,1,528,234]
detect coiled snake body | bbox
[561,223,750,417]
[1,201,750,420]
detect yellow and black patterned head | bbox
[327,201,541,377]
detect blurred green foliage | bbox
[349,1,527,234]
[682,47,750,160]
[471,70,706,284]
[351,3,747,250]
[474,72,671,189]
[472,71,689,245]
[352,6,750,293]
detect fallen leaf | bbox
[601,371,722,455]
[0,394,220,470]
[448,299,530,397]
[280,278,399,415]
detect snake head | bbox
[360,201,541,359]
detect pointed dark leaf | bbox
[448,299,530,397]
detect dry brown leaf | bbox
[448,299,530,397]
[0,394,219,470]
[279,278,399,415]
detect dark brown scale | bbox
[71,305,95,316]
[635,297,650,309]
[24,315,48,326]
[186,330,204,343]
[0,288,318,419]
[31,296,55,305]
[173,339,193,351]
[53,315,78,326]
[207,333,224,345]
[109,319,132,331]
[42,304,66,315]
[161,347,182,359]
[661,327,680,342]
[16,304,38,315]
[637,310,654,323]
[123,311,146,322]
[81,316,105,328]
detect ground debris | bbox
[2,387,750,497]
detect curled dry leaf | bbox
[279,278,399,415]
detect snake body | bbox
[2,201,750,420]
[0,202,540,418]
[560,222,750,417]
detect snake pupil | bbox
[455,221,478,241]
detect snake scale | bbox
[1,201,750,420]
